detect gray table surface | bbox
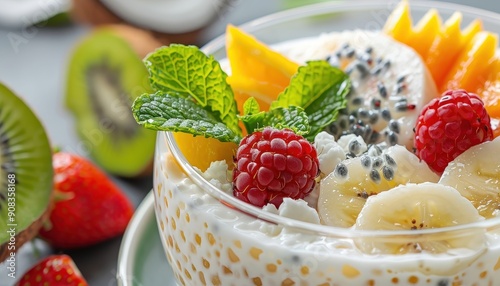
[0,0,499,285]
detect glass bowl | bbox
[153,1,500,285]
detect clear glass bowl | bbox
[153,1,500,285]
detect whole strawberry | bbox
[414,89,493,174]
[233,127,319,208]
[16,254,88,286]
[39,152,134,249]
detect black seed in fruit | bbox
[386,131,399,146]
[345,47,355,58]
[351,97,363,106]
[334,163,348,178]
[397,75,406,83]
[0,83,53,261]
[360,155,372,169]
[369,169,381,183]
[388,119,400,134]
[381,108,391,121]
[377,82,387,98]
[384,154,397,167]
[358,108,369,119]
[365,46,373,54]
[368,112,379,124]
[372,156,384,169]
[348,139,362,155]
[382,166,395,181]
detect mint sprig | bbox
[132,44,350,144]
[272,60,350,141]
[143,44,242,138]
[133,92,241,143]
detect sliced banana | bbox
[318,145,439,227]
[439,137,500,218]
[353,182,485,255]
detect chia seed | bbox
[360,155,372,169]
[386,131,399,146]
[382,165,395,181]
[377,82,387,98]
[384,154,397,167]
[370,169,381,183]
[388,119,400,134]
[381,108,391,121]
[334,163,349,178]
[372,157,384,169]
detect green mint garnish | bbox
[271,60,350,141]
[141,44,242,138]
[240,97,310,135]
[132,44,350,144]
[133,92,241,143]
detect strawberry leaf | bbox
[143,44,242,137]
[271,61,350,140]
[133,92,242,144]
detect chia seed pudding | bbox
[152,29,500,286]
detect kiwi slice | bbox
[65,25,158,177]
[0,83,53,261]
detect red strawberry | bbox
[233,127,319,208]
[414,89,493,174]
[16,254,88,286]
[39,152,134,249]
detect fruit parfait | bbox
[132,1,500,285]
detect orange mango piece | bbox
[173,132,238,171]
[225,24,300,112]
[425,13,481,88]
[383,0,414,47]
[476,57,500,118]
[440,31,498,93]
[411,9,442,60]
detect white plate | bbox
[117,191,176,286]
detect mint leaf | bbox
[240,105,309,135]
[271,61,349,141]
[243,97,261,115]
[265,106,310,135]
[240,97,264,133]
[133,92,242,144]
[144,44,242,137]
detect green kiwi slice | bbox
[0,83,53,261]
[65,26,157,177]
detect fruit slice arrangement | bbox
[132,8,500,257]
[384,0,500,137]
[0,83,53,261]
[353,182,485,254]
[318,144,439,227]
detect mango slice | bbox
[411,9,442,60]
[226,24,300,112]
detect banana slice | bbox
[439,137,500,218]
[318,145,439,227]
[353,182,485,255]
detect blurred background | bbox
[0,0,499,285]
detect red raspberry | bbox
[233,127,319,208]
[414,89,493,174]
